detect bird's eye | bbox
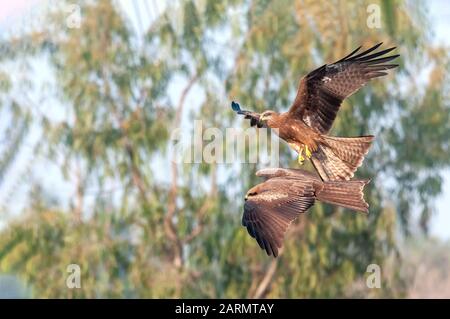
[245,192,257,200]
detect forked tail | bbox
[316,179,370,213]
[311,135,374,181]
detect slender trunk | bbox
[74,161,84,223]
[252,257,280,299]
[166,73,199,269]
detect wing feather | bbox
[242,179,315,257]
[288,43,399,133]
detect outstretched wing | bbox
[288,43,399,134]
[231,101,265,128]
[242,179,315,257]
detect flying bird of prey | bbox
[242,168,370,257]
[232,43,399,181]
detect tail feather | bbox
[311,135,374,181]
[316,179,370,213]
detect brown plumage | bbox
[232,43,399,181]
[242,168,369,257]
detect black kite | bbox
[242,168,369,257]
[232,43,399,181]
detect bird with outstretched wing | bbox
[242,168,370,257]
[232,43,399,181]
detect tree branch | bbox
[252,253,281,299]
[166,73,199,268]
[73,159,84,223]
[185,163,217,243]
[251,218,307,298]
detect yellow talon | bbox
[305,145,312,158]
[298,148,305,165]
[298,154,305,165]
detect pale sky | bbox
[0,0,39,20]
[0,0,449,239]
[427,0,450,239]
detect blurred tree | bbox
[0,0,449,298]
[402,237,450,298]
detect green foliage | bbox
[0,0,449,298]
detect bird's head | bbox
[245,186,259,201]
[259,110,278,123]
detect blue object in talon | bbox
[231,101,241,112]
